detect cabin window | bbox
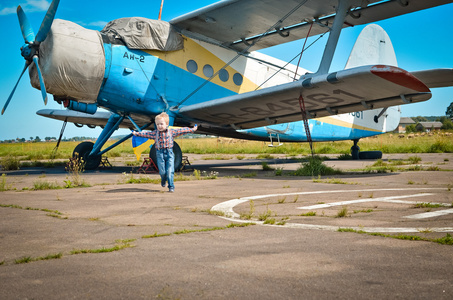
[219,69,229,82]
[203,64,214,77]
[187,60,198,73]
[233,73,243,86]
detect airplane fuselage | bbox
[95,35,400,142]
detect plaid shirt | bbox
[133,127,196,150]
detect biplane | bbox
[3,0,453,169]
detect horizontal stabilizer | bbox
[411,69,453,88]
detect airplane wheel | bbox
[358,151,382,160]
[73,142,101,170]
[351,144,360,160]
[149,142,183,171]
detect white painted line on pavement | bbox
[297,194,434,210]
[404,208,453,219]
[211,187,453,233]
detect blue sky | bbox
[0,0,452,140]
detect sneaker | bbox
[168,188,175,193]
[161,180,166,188]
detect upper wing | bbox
[178,66,453,129]
[170,0,453,52]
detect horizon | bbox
[1,115,450,142]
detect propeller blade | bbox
[2,62,30,115]
[32,55,48,105]
[35,0,61,43]
[17,6,35,43]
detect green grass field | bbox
[0,132,452,162]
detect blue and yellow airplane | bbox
[3,0,453,169]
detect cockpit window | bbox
[187,60,198,73]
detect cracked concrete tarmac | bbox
[1,153,452,299]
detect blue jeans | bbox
[156,148,175,189]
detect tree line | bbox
[0,136,96,144]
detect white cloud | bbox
[86,21,108,28]
[0,7,16,15]
[0,0,50,15]
[25,0,50,11]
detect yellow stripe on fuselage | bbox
[143,37,259,94]
[317,116,382,132]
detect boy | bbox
[132,112,197,192]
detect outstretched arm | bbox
[171,124,198,138]
[132,130,157,139]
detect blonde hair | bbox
[155,112,170,125]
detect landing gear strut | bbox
[350,138,383,160]
[351,139,360,160]
[71,113,151,170]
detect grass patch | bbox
[413,202,445,208]
[0,174,12,191]
[258,207,273,221]
[256,154,274,159]
[293,157,342,177]
[1,155,20,171]
[353,209,374,214]
[64,154,90,187]
[241,172,257,178]
[71,239,136,254]
[142,222,255,239]
[338,153,352,160]
[434,233,453,245]
[336,207,349,218]
[338,228,453,245]
[239,200,255,220]
[15,253,63,264]
[225,222,255,228]
[299,211,317,216]
[201,154,231,160]
[408,156,422,164]
[32,180,62,190]
[263,218,276,225]
[0,204,67,219]
[312,176,358,185]
[173,227,225,235]
[261,162,274,171]
[142,232,172,238]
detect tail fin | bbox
[346,24,401,133]
[345,24,397,69]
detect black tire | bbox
[358,151,382,160]
[149,141,183,171]
[351,144,360,160]
[73,142,101,170]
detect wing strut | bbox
[51,117,68,158]
[315,0,354,76]
[298,95,314,158]
[293,22,313,81]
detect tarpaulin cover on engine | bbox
[101,17,183,51]
[30,19,105,103]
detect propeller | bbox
[2,0,60,115]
